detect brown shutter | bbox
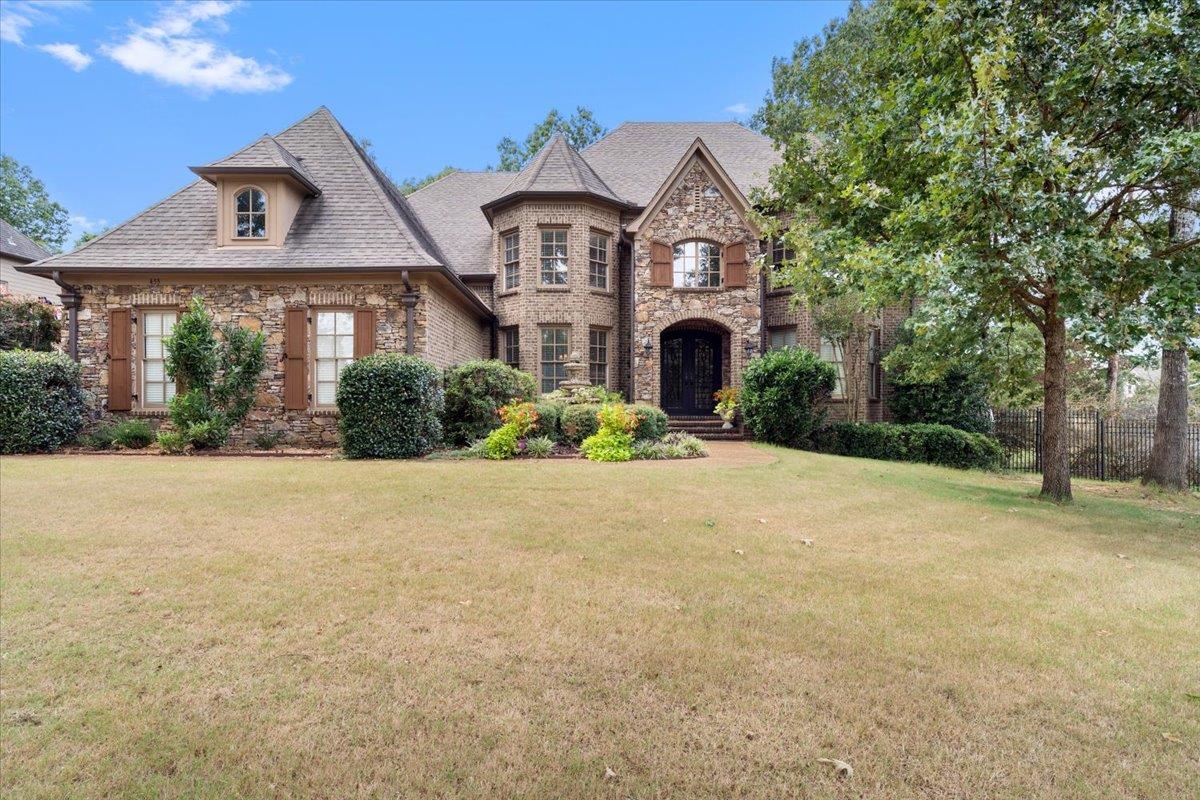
[284,307,308,410]
[724,242,747,288]
[650,241,672,287]
[108,308,132,411]
[354,309,376,359]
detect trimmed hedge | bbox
[337,354,444,458]
[0,350,86,453]
[442,360,537,446]
[742,347,837,448]
[560,404,601,444]
[814,421,1003,470]
[890,366,992,434]
[631,404,669,441]
[533,401,562,441]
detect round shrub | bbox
[442,360,537,446]
[337,354,444,459]
[533,401,562,441]
[560,404,601,444]
[631,405,668,441]
[0,350,86,453]
[113,419,154,449]
[741,347,837,448]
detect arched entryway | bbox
[660,320,731,415]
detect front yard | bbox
[1,447,1197,798]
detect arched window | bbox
[672,240,721,288]
[234,187,267,238]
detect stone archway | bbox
[659,319,731,415]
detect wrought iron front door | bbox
[660,331,721,415]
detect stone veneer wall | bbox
[490,201,625,394]
[72,279,444,446]
[631,162,762,406]
[422,282,490,369]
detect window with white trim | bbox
[314,310,354,406]
[820,336,846,399]
[141,310,177,407]
[672,240,721,288]
[588,232,609,289]
[503,231,520,290]
[589,329,608,386]
[234,187,268,239]
[540,326,569,393]
[540,229,568,285]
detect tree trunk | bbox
[1143,346,1189,491]
[1105,352,1121,418]
[1041,311,1073,501]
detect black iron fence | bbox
[993,409,1200,489]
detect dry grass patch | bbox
[1,447,1198,799]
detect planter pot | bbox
[721,419,734,429]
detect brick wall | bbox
[422,281,490,368]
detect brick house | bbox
[19,107,906,445]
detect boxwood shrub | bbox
[0,350,87,453]
[533,401,562,441]
[442,360,537,446]
[560,404,601,444]
[741,347,837,448]
[814,421,1003,470]
[631,404,669,441]
[337,354,444,459]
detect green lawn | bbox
[1,447,1197,799]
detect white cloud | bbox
[37,41,91,70]
[70,214,107,231]
[1,1,87,45]
[724,102,750,115]
[100,1,292,95]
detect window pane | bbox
[145,338,162,359]
[250,215,266,238]
[317,313,335,334]
[335,334,353,358]
[336,312,354,333]
[144,383,164,405]
[317,382,336,405]
[143,313,161,336]
[251,189,267,213]
[144,360,164,382]
[161,314,175,335]
[236,215,252,237]
[236,190,251,212]
[165,382,177,402]
[317,334,335,358]
[316,359,336,382]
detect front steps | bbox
[667,414,747,441]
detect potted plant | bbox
[713,386,740,429]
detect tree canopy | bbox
[496,107,606,171]
[0,154,69,252]
[757,0,1199,501]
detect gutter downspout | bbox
[401,270,418,356]
[52,271,81,361]
[620,226,636,401]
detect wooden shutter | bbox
[724,242,747,288]
[284,307,308,410]
[353,309,376,359]
[650,241,672,287]
[108,308,132,411]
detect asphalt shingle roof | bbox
[195,135,322,194]
[31,107,442,273]
[0,218,52,263]
[581,122,781,207]
[492,134,623,205]
[407,171,514,275]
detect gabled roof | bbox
[582,122,780,207]
[408,171,514,275]
[25,107,447,275]
[481,134,628,221]
[0,218,52,263]
[190,135,321,196]
[625,138,758,236]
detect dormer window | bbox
[234,187,268,239]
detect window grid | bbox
[234,187,267,239]
[868,328,882,400]
[503,231,520,290]
[503,327,520,368]
[672,240,721,288]
[588,233,609,289]
[768,327,797,350]
[540,327,569,394]
[589,329,608,387]
[315,310,355,406]
[820,337,846,399]
[540,229,568,285]
[141,310,177,407]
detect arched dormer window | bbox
[672,240,721,288]
[234,187,268,239]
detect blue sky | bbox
[0,0,847,245]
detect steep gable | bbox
[626,138,758,236]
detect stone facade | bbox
[631,162,762,406]
[72,278,473,446]
[490,201,625,394]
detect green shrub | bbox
[632,439,670,460]
[337,354,444,459]
[890,365,992,434]
[631,405,669,441]
[814,422,1002,470]
[484,423,520,459]
[532,401,562,441]
[83,424,117,449]
[541,385,623,404]
[0,350,86,453]
[442,360,537,446]
[156,431,188,454]
[524,435,555,458]
[464,438,488,459]
[113,419,153,449]
[253,428,284,450]
[741,347,837,448]
[581,403,640,462]
[560,404,601,444]
[0,298,62,351]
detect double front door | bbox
[660,330,721,416]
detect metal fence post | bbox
[1034,408,1043,473]
[1096,410,1106,482]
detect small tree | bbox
[164,298,265,448]
[0,298,62,351]
[812,295,875,422]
